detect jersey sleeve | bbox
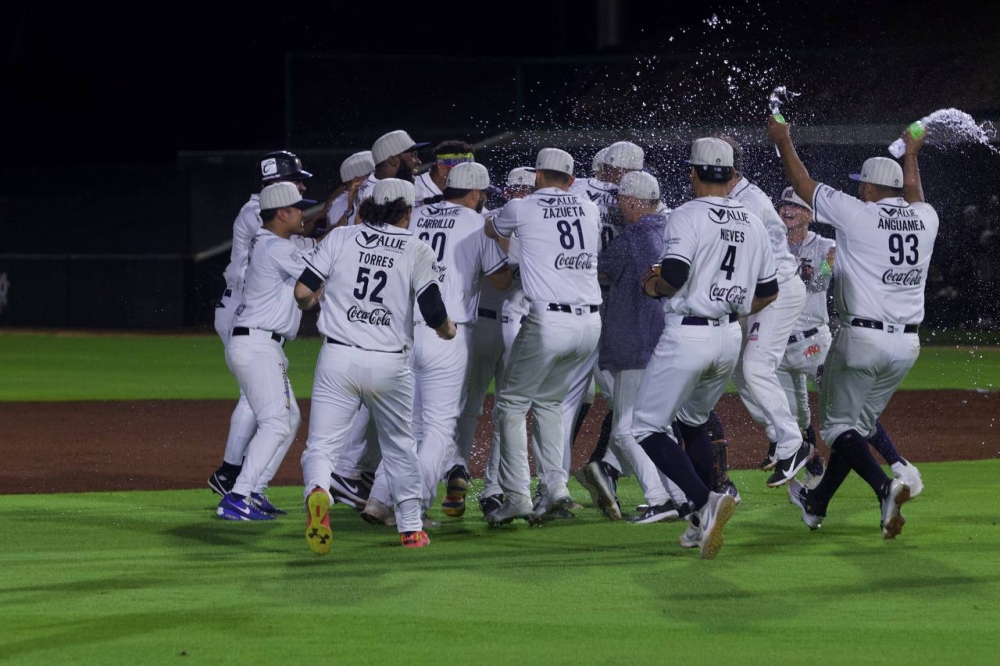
[326,194,348,227]
[812,183,867,231]
[291,235,317,252]
[597,228,627,280]
[274,239,311,280]
[411,241,440,297]
[480,234,509,276]
[300,228,339,283]
[492,199,521,238]
[756,229,778,283]
[662,210,696,265]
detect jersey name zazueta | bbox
[302,223,439,352]
[493,188,602,307]
[409,201,507,323]
[662,197,776,319]
[812,185,939,325]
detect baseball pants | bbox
[214,292,256,468]
[225,332,300,498]
[301,343,423,533]
[481,308,528,498]
[819,324,920,445]
[734,275,807,459]
[452,315,505,473]
[496,306,601,503]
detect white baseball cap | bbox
[536,148,574,175]
[850,157,904,188]
[618,172,660,201]
[507,167,536,187]
[688,137,734,167]
[372,178,415,207]
[340,151,375,182]
[592,147,609,173]
[603,141,644,171]
[777,186,812,211]
[259,182,316,211]
[372,130,428,165]
[447,163,490,190]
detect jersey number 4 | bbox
[353,267,387,304]
[558,219,585,249]
[720,245,737,280]
[419,232,447,261]
[888,233,919,266]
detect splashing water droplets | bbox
[887,108,999,158]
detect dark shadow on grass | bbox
[163,520,280,547]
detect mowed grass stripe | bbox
[2,332,997,401]
[0,461,998,664]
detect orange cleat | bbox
[400,530,430,548]
[305,487,332,556]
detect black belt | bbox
[547,303,599,314]
[477,308,498,320]
[851,318,918,334]
[682,313,738,326]
[232,327,284,345]
[327,337,403,354]
[788,327,819,344]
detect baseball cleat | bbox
[360,498,396,527]
[697,491,737,560]
[330,472,369,510]
[766,442,814,488]
[478,494,504,517]
[583,461,622,520]
[759,442,778,471]
[208,470,237,497]
[528,492,574,525]
[880,479,911,540]
[787,479,822,530]
[305,487,333,555]
[891,459,923,498]
[249,492,286,516]
[679,518,701,549]
[719,479,742,506]
[441,465,470,518]
[485,497,533,526]
[803,452,826,490]
[217,493,275,521]
[400,530,430,548]
[628,500,680,524]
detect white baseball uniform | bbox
[215,194,314,475]
[812,186,938,443]
[405,201,508,511]
[299,222,442,533]
[493,188,603,502]
[325,192,350,229]
[632,195,776,451]
[226,228,316,499]
[346,174,379,226]
[729,177,807,459]
[414,172,443,206]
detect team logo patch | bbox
[347,306,392,326]
[554,252,595,270]
[803,344,822,359]
[747,321,760,341]
[355,230,406,252]
[710,283,748,307]
[882,267,923,286]
[261,158,278,177]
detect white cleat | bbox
[880,479,911,540]
[697,491,737,560]
[891,459,923,498]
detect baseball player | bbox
[633,137,778,559]
[769,118,937,538]
[297,178,456,553]
[346,130,427,226]
[471,168,534,517]
[717,135,812,487]
[484,148,603,524]
[414,140,476,205]
[209,150,317,499]
[326,151,376,230]
[215,182,318,521]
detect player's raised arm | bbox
[901,127,926,204]
[767,116,819,207]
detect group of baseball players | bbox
[205,117,937,560]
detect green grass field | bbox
[2,331,997,401]
[2,463,998,664]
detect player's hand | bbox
[641,264,662,298]
[902,125,926,156]
[767,115,791,144]
[346,178,362,206]
[436,319,457,340]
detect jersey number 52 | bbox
[353,267,387,303]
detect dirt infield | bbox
[2,390,996,494]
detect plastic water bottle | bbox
[888,121,927,158]
[772,114,785,156]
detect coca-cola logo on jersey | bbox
[553,252,595,270]
[882,268,924,286]
[709,283,748,305]
[347,305,392,326]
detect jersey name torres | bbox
[408,201,507,323]
[662,196,776,319]
[790,231,836,329]
[730,178,798,281]
[233,229,316,340]
[812,185,939,326]
[302,223,439,352]
[493,187,602,307]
